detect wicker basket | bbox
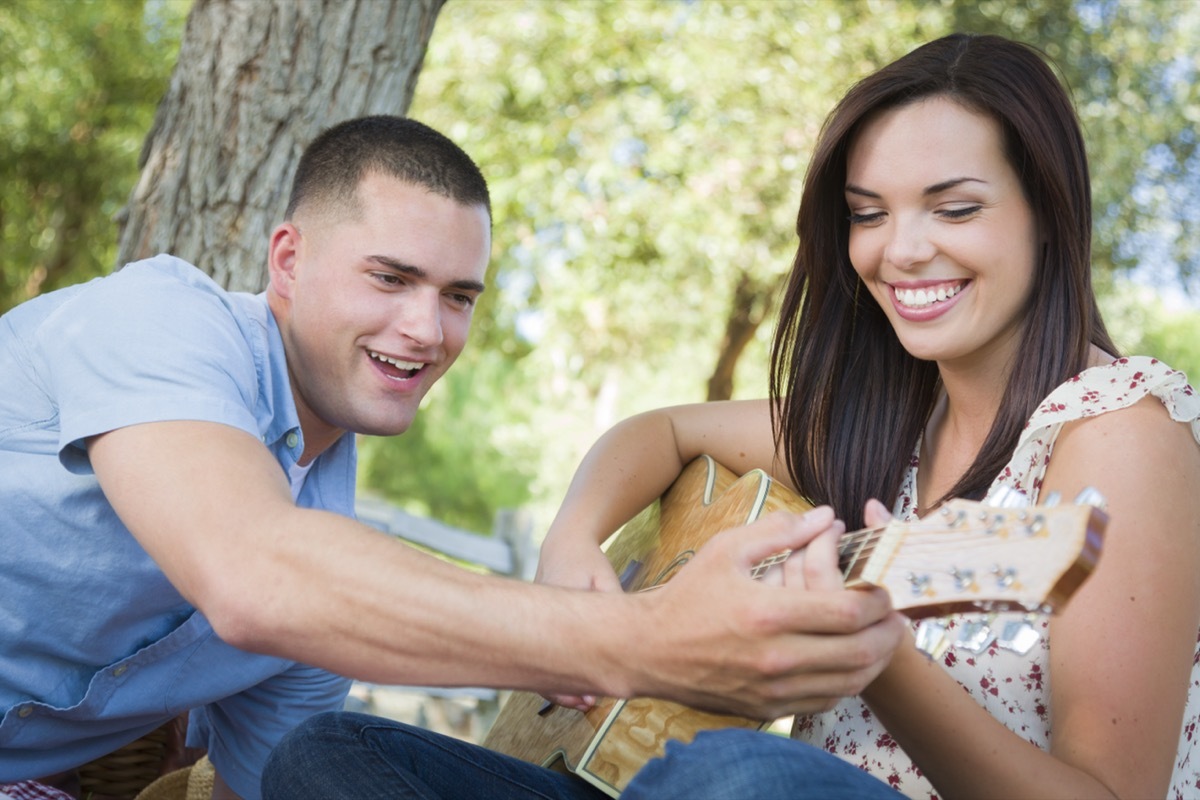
[76,723,171,800]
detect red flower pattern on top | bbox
[790,356,1200,799]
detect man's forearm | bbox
[212,506,903,720]
[210,505,634,698]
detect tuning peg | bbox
[1041,490,1062,507]
[907,572,932,597]
[988,485,1030,508]
[991,564,1017,588]
[996,617,1041,655]
[938,506,969,527]
[954,618,996,654]
[1073,486,1106,508]
[949,567,977,592]
[914,619,951,660]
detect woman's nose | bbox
[883,216,937,269]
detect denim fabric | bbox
[262,712,609,800]
[263,713,904,800]
[623,728,905,800]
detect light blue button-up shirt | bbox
[0,255,355,798]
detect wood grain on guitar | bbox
[482,455,1108,797]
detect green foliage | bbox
[6,0,1197,533]
[1137,312,1200,384]
[379,1,938,526]
[1101,284,1200,382]
[358,0,1200,529]
[0,0,187,313]
[357,351,537,532]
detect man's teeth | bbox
[895,283,963,309]
[369,351,423,370]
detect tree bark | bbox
[705,271,782,401]
[115,0,447,290]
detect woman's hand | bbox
[535,534,623,594]
[533,534,623,711]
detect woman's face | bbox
[844,95,1040,372]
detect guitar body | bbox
[482,455,1106,797]
[482,455,812,797]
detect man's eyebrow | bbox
[844,176,986,198]
[367,255,485,294]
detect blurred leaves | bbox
[4,0,1198,532]
[364,0,1200,529]
[0,0,186,311]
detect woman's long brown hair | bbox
[769,33,1118,528]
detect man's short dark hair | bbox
[285,115,490,221]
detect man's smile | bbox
[368,349,426,379]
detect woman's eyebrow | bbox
[923,176,986,195]
[844,176,986,198]
[844,183,880,199]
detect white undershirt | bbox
[287,460,314,501]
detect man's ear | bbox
[267,222,302,299]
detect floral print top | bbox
[791,356,1200,798]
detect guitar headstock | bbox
[846,495,1107,620]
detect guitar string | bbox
[753,519,1043,577]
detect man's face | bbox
[269,172,490,458]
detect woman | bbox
[536,32,1200,800]
[263,33,1200,799]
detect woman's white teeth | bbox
[370,351,423,370]
[895,283,963,309]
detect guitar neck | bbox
[837,524,883,582]
[748,525,879,582]
[753,498,1105,620]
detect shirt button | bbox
[286,432,299,449]
[17,705,32,718]
[113,665,129,677]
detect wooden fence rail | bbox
[349,496,541,741]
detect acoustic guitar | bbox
[482,455,1107,797]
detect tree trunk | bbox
[115,0,447,291]
[705,271,782,401]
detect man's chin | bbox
[334,397,423,437]
[357,419,415,437]
[331,406,415,437]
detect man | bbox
[0,116,904,799]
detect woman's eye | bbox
[848,211,885,226]
[940,205,983,220]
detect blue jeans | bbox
[623,728,904,800]
[261,712,607,800]
[261,712,903,799]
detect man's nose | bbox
[397,290,443,347]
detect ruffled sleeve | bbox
[988,356,1200,504]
